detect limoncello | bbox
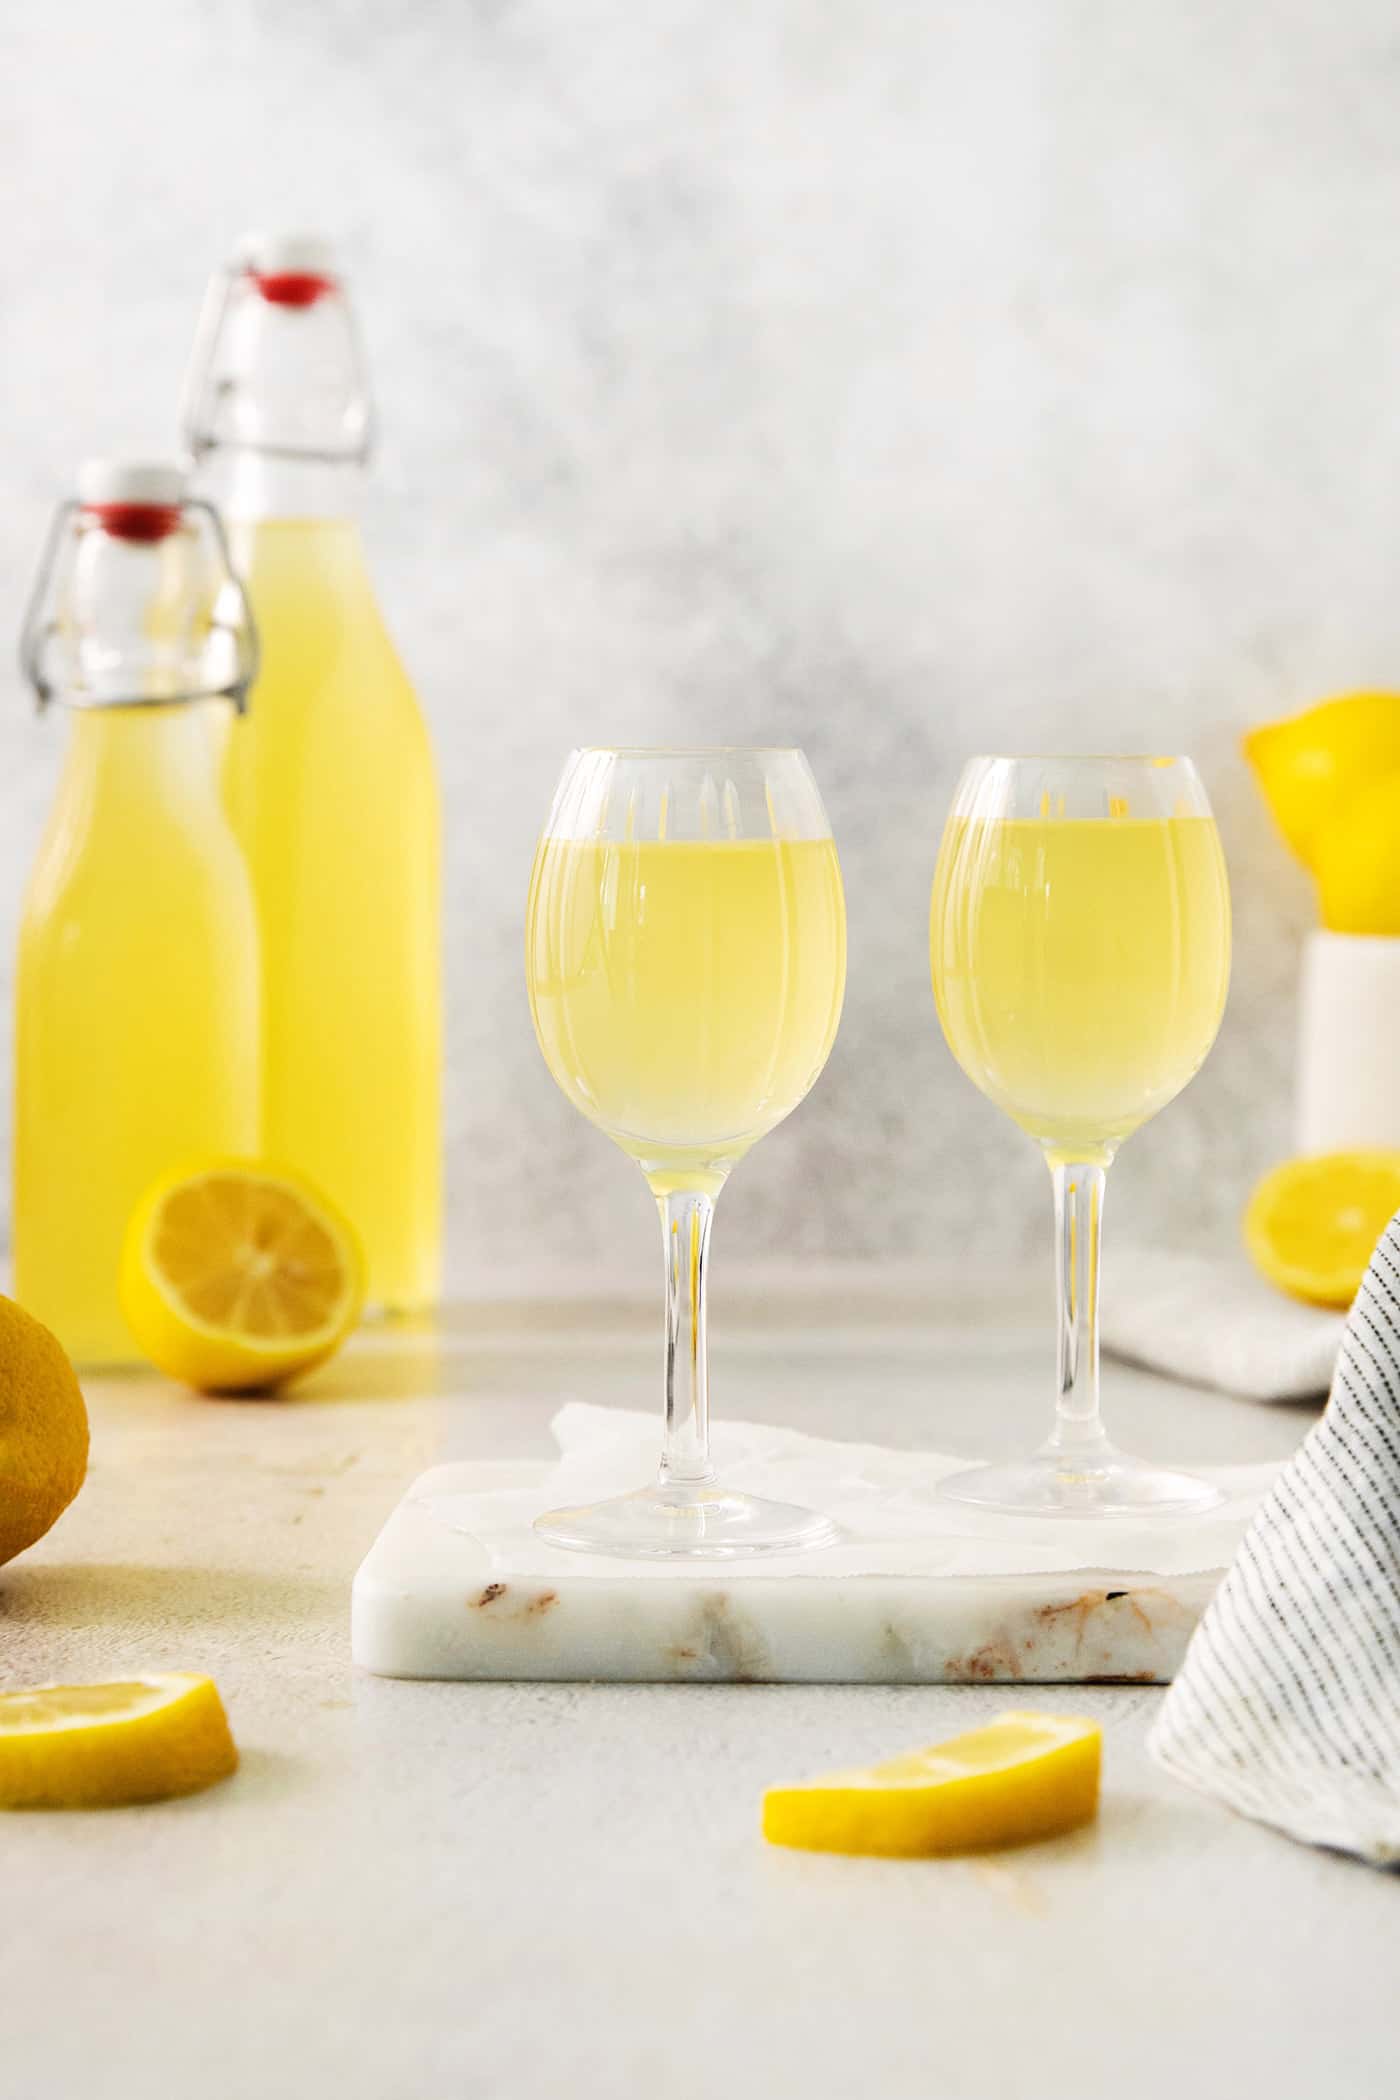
[930,815,1231,1161]
[15,460,260,1363]
[527,836,846,1186]
[184,237,442,1308]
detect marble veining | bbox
[352,1470,1219,1683]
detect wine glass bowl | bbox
[526,747,847,1557]
[930,755,1232,1516]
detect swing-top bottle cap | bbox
[181,234,370,460]
[77,458,187,508]
[22,459,257,710]
[77,458,188,542]
[238,231,339,307]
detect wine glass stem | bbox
[657,1187,717,1485]
[1047,1159,1111,1461]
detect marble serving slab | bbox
[352,1461,1223,1683]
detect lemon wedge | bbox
[1244,691,1400,871]
[762,1711,1101,1857]
[121,1160,365,1393]
[0,1674,237,1808]
[1245,1151,1400,1308]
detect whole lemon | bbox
[1244,691,1400,870]
[1314,771,1400,935]
[0,1298,88,1567]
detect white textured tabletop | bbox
[4,1274,1395,2100]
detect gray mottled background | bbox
[4,0,1389,1289]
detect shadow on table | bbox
[298,1340,641,1405]
[295,1342,479,1403]
[0,1559,345,1634]
[73,1745,313,1813]
[82,1347,480,1407]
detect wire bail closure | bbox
[19,498,259,715]
[180,258,374,468]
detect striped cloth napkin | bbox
[1150,1216,1400,1866]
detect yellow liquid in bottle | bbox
[930,816,1231,1161]
[14,708,260,1362]
[527,837,846,1188]
[226,518,442,1309]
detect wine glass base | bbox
[534,1480,839,1560]
[939,1446,1222,1518]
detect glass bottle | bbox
[16,459,261,1363]
[182,234,443,1312]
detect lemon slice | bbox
[121,1160,365,1393]
[762,1711,1101,1857]
[0,1674,237,1808]
[1244,691,1400,870]
[1245,1152,1400,1308]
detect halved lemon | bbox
[1243,691,1400,870]
[1244,1152,1400,1308]
[762,1711,1101,1857]
[0,1674,237,1808]
[121,1160,365,1393]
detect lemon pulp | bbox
[763,1711,1102,1857]
[121,1161,364,1392]
[1244,1152,1400,1308]
[0,1674,237,1808]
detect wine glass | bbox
[929,755,1232,1514]
[526,747,847,1557]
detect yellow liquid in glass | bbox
[14,710,260,1361]
[527,837,846,1187]
[931,816,1230,1161]
[226,519,442,1308]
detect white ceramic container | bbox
[1297,931,1400,1153]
